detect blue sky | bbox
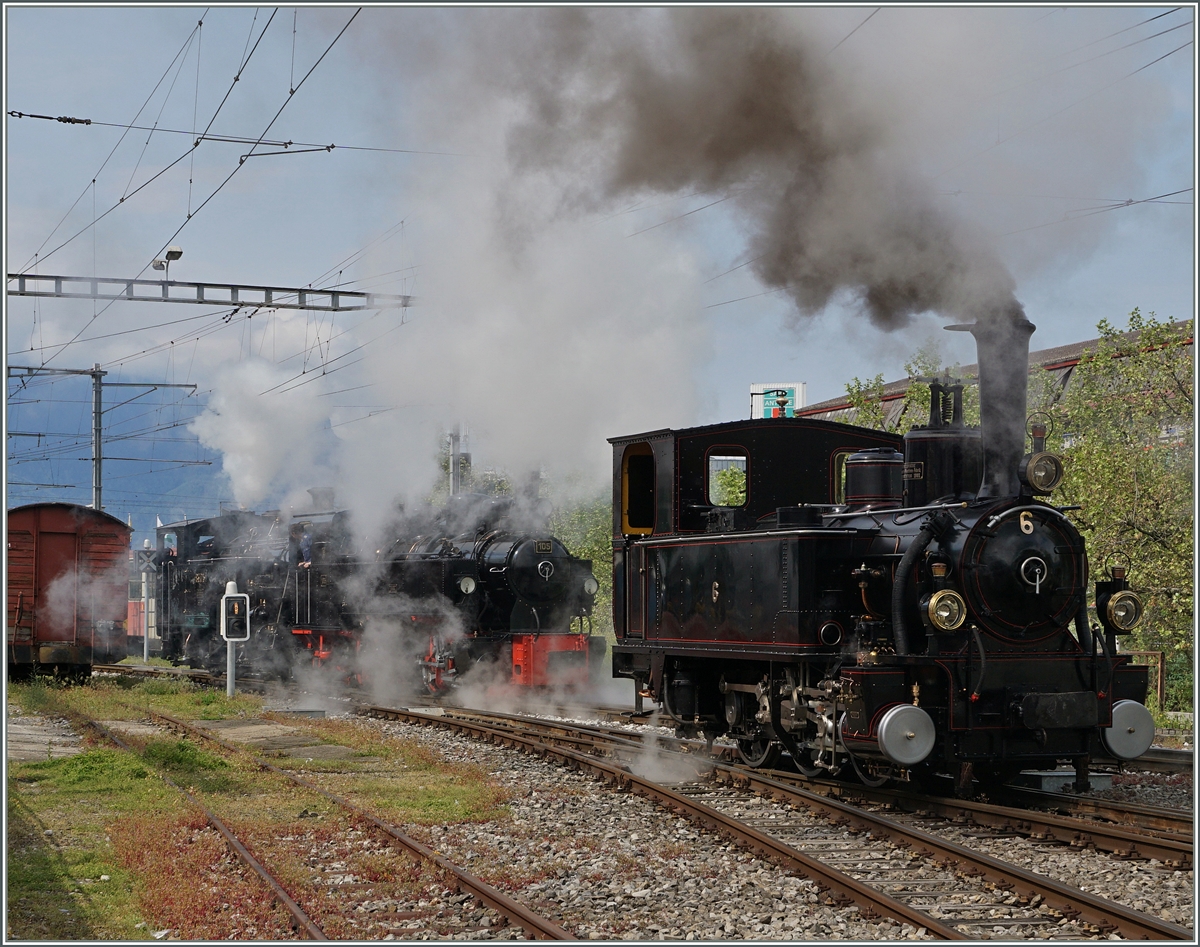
[4,6,1195,545]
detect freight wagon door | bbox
[35,532,78,645]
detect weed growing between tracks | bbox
[263,713,513,826]
[109,812,297,940]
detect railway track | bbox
[362,704,1193,940]
[82,717,326,939]
[135,707,574,940]
[407,705,1191,863]
[79,704,571,940]
[92,663,1195,776]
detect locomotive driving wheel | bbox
[736,736,782,769]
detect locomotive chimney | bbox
[953,315,1035,499]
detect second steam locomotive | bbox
[156,491,603,691]
[610,314,1154,794]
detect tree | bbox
[1046,311,1194,710]
[547,490,614,638]
[710,465,747,506]
[845,339,979,436]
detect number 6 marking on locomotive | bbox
[1019,510,1034,534]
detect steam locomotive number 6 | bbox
[609,315,1153,794]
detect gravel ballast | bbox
[350,716,927,940]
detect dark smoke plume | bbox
[495,8,1026,330]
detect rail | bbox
[366,704,1194,941]
[146,709,573,941]
[82,718,326,939]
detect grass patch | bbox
[13,748,152,791]
[338,769,510,826]
[8,679,263,729]
[141,739,240,793]
[116,655,177,668]
[261,715,513,824]
[6,749,186,940]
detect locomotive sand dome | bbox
[609,311,1152,795]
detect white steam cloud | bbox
[185,6,1189,519]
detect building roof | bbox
[796,322,1192,426]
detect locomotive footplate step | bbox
[1012,768,1113,792]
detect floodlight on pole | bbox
[151,246,183,281]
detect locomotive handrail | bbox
[822,500,968,520]
[984,502,1074,530]
[625,528,862,546]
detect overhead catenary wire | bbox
[997,187,1193,237]
[934,38,1193,179]
[989,18,1192,98]
[7,111,466,157]
[131,8,364,298]
[7,9,275,283]
[825,7,879,59]
[8,11,427,506]
[121,27,197,202]
[11,16,206,275]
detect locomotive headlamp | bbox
[1105,590,1143,631]
[583,576,600,596]
[927,589,967,631]
[457,576,477,595]
[1020,451,1065,494]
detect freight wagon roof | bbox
[7,501,132,535]
[607,415,900,446]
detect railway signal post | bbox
[220,581,250,697]
[137,542,158,662]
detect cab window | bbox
[708,450,748,507]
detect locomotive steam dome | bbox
[958,502,1086,640]
[844,448,903,508]
[484,536,572,605]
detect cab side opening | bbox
[622,443,655,535]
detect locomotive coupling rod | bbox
[361,706,963,939]
[146,709,573,942]
[83,717,327,940]
[718,763,1195,941]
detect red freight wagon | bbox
[7,502,132,680]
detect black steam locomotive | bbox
[156,492,602,691]
[610,315,1153,793]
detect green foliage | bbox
[14,749,150,791]
[710,465,747,506]
[845,338,979,435]
[1046,310,1193,705]
[845,371,890,431]
[547,490,614,638]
